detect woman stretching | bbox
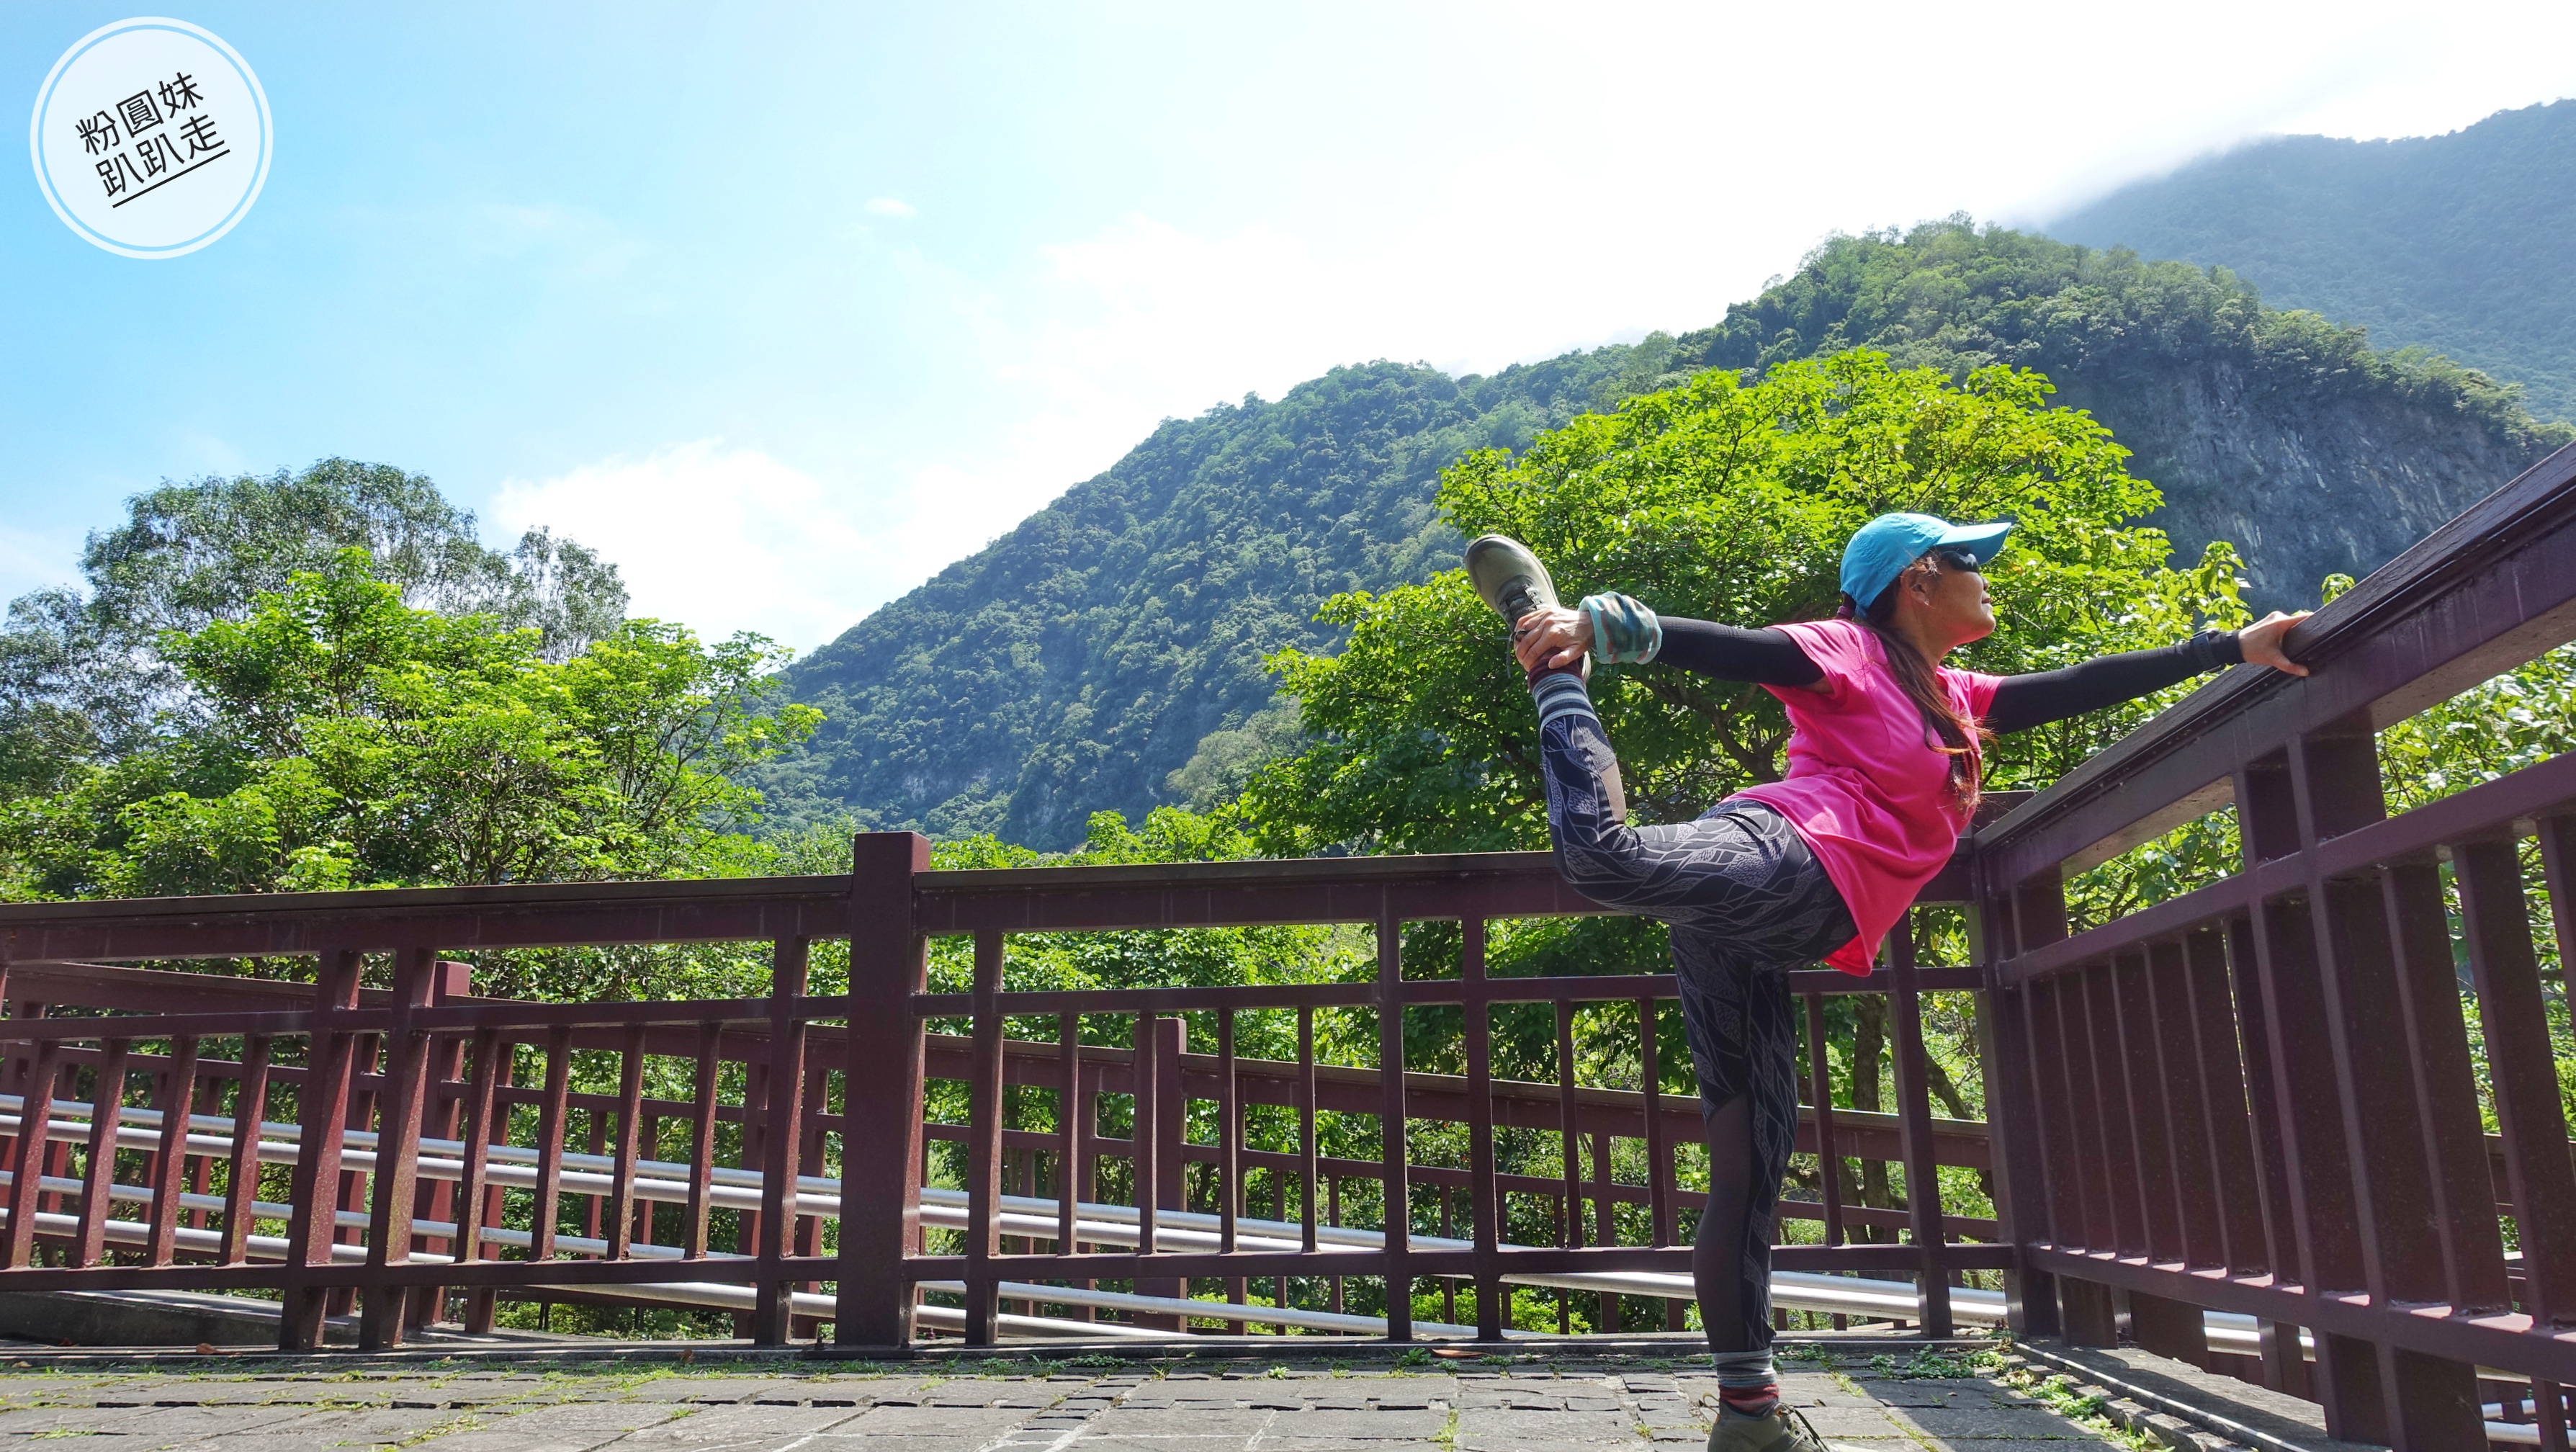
[1464,516,2308,1452]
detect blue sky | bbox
[8,3,2574,651]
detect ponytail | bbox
[1841,557,1991,815]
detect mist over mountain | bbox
[2050,99,2576,421]
[758,221,2572,848]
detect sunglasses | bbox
[1928,547,1984,573]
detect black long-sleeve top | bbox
[1651,617,2244,732]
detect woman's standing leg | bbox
[1674,936,1808,1422]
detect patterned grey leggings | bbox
[1538,706,1854,1351]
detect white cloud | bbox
[863,196,917,219]
[490,442,882,654]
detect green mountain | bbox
[760,222,2572,848]
[2050,99,2576,421]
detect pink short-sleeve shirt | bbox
[1730,619,2001,974]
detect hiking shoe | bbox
[1465,534,1559,623]
[1708,1407,1838,1452]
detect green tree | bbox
[0,459,627,796]
[0,551,814,899]
[1235,351,2248,859]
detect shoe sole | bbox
[1463,534,1558,622]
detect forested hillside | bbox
[752,355,1638,845]
[764,221,2572,848]
[2050,99,2576,419]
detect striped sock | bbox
[1529,668,1596,732]
[1713,1349,1779,1419]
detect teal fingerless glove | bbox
[1579,592,1663,665]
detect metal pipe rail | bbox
[0,1081,1965,1340]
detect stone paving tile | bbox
[0,1402,155,1434]
[403,1399,683,1452]
[628,1379,788,1410]
[1896,1445,2107,1452]
[1265,1409,1447,1439]
[803,1438,1009,1452]
[1259,1442,1447,1452]
[1454,1407,1638,1448]
[1890,1402,2104,1439]
[158,1405,460,1451]
[615,1403,871,1442]
[1851,1376,1994,1407]
[1779,1371,1876,1407]
[1087,1407,1275,1435]
[1798,1404,1911,1438]
[830,1403,1028,1437]
[1064,1440,1251,1452]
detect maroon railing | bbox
[1975,439,2576,1448]
[0,848,1996,1350]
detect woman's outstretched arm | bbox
[1512,606,1824,686]
[1651,618,1824,686]
[1985,611,2310,733]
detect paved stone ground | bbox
[0,1346,2137,1452]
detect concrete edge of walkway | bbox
[2011,1339,2382,1452]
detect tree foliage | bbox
[0,550,814,898]
[0,460,628,799]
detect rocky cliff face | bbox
[2052,357,2552,606]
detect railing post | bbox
[220,1036,272,1266]
[606,1024,648,1265]
[2286,723,2492,1448]
[360,948,439,1350]
[1,1035,60,1270]
[1463,919,1504,1341]
[835,830,930,1350]
[961,931,1005,1345]
[1970,856,2056,1337]
[143,1034,199,1268]
[530,1026,574,1264]
[1885,916,1952,1336]
[1131,1015,1188,1330]
[460,1041,511,1335]
[413,961,471,1330]
[1375,908,1412,1342]
[2016,869,2117,1343]
[2240,747,2390,1440]
[73,1038,133,1268]
[281,948,364,1350]
[752,936,812,1345]
[2463,829,2576,1325]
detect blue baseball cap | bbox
[1840,513,2014,610]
